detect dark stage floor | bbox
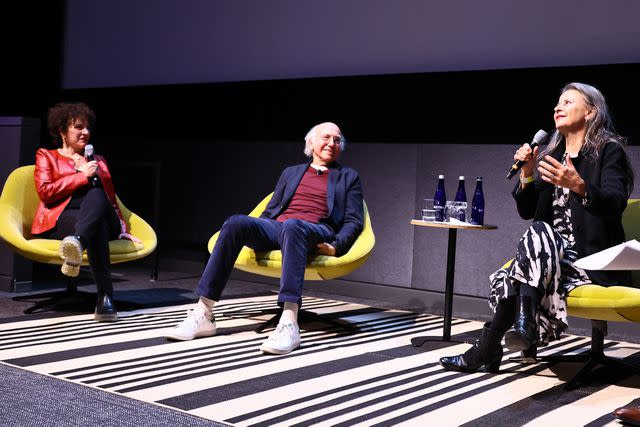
[2,258,640,346]
[0,260,410,323]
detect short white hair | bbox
[303,124,347,157]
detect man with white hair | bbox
[165,122,364,355]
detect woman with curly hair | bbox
[31,102,140,322]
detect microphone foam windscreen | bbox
[533,129,548,144]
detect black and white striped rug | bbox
[1,295,638,426]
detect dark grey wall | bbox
[0,117,41,291]
[364,142,640,297]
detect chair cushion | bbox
[245,248,336,266]
[567,285,640,322]
[29,238,145,255]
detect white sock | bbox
[197,297,216,319]
[280,302,299,327]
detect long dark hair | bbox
[540,82,634,195]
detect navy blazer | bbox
[260,162,364,257]
[512,140,633,287]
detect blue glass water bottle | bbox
[470,177,484,225]
[454,176,467,202]
[454,176,467,222]
[434,175,446,222]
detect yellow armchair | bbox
[0,165,157,313]
[207,192,375,330]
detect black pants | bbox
[41,188,120,295]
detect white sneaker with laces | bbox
[164,307,216,341]
[260,322,301,355]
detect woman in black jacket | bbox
[440,82,634,373]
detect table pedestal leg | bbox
[442,228,457,341]
[411,228,459,346]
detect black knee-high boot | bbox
[440,296,516,373]
[504,285,540,352]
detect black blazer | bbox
[512,141,632,286]
[260,162,364,257]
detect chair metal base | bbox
[13,277,142,315]
[13,277,96,314]
[521,320,640,390]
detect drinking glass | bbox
[422,199,436,222]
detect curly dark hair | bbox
[47,102,96,146]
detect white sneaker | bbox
[260,323,301,355]
[60,235,83,277]
[164,307,216,341]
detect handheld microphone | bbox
[84,144,99,186]
[506,129,548,179]
[84,144,95,161]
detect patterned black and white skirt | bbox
[488,220,591,344]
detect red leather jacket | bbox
[31,148,127,235]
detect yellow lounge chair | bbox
[0,165,157,313]
[207,192,375,331]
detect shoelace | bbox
[176,310,205,329]
[269,324,293,343]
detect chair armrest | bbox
[127,211,157,248]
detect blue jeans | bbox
[196,215,335,306]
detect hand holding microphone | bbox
[83,144,100,186]
[506,129,548,179]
